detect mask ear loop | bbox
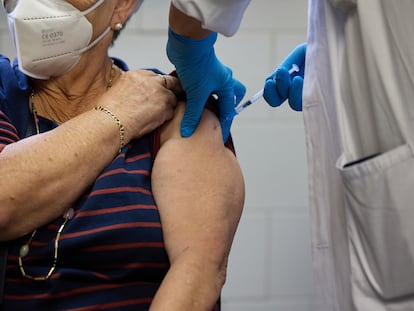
[76,26,111,55]
[81,0,106,15]
[75,0,110,56]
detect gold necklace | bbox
[19,61,117,281]
[30,62,117,130]
[18,208,75,281]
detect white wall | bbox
[0,1,313,310]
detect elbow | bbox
[202,249,232,293]
[0,191,25,241]
[197,254,230,296]
[216,259,229,290]
[0,178,19,240]
[0,204,14,241]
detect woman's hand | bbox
[100,70,183,143]
[0,70,182,240]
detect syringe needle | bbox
[233,63,299,117]
[235,89,263,114]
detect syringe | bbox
[232,63,299,117]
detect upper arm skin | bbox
[150,102,245,309]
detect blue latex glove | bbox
[263,43,306,111]
[166,28,246,142]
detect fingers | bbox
[263,43,306,110]
[288,76,303,111]
[100,70,183,142]
[158,74,167,88]
[180,105,204,138]
[233,79,246,106]
[263,66,290,107]
[180,79,242,142]
[275,67,290,99]
[263,68,303,110]
[180,89,211,137]
[263,77,285,107]
[216,89,235,143]
[158,73,184,95]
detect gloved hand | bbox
[263,43,306,111]
[166,27,246,142]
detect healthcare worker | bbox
[265,1,414,310]
[166,0,304,140]
[300,1,414,310]
[166,0,250,142]
[169,1,414,311]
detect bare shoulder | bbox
[159,101,225,151]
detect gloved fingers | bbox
[263,76,286,107]
[275,67,291,99]
[180,104,204,138]
[166,27,243,140]
[180,89,211,137]
[288,76,304,111]
[220,117,233,143]
[233,79,246,106]
[263,43,306,110]
[294,44,306,79]
[215,87,236,142]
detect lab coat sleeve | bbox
[171,0,251,36]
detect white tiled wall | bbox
[0,1,313,310]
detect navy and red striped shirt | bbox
[0,55,220,310]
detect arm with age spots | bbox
[150,102,245,310]
[0,71,180,241]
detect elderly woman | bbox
[0,0,244,310]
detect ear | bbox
[111,0,140,27]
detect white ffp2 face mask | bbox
[6,0,110,80]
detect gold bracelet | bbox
[94,106,125,153]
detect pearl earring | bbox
[114,23,123,31]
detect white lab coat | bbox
[171,0,250,36]
[174,0,414,310]
[305,0,414,310]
